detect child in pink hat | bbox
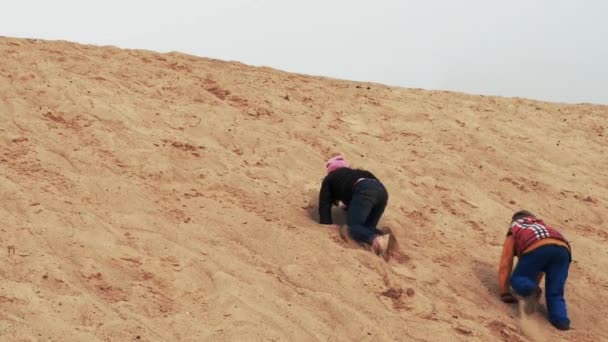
[319,155,391,258]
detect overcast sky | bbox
[2,0,607,104]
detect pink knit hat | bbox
[326,155,350,174]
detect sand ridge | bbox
[1,36,607,341]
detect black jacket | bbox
[318,168,378,224]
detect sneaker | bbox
[372,234,390,258]
[551,321,570,331]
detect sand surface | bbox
[1,36,607,341]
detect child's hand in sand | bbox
[501,292,518,303]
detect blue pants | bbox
[346,179,388,244]
[511,245,571,326]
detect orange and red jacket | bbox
[510,217,569,256]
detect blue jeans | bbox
[511,245,571,327]
[346,179,388,244]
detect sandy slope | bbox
[0,36,607,342]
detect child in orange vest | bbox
[498,210,571,330]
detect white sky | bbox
[2,0,607,104]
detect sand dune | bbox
[1,36,607,341]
